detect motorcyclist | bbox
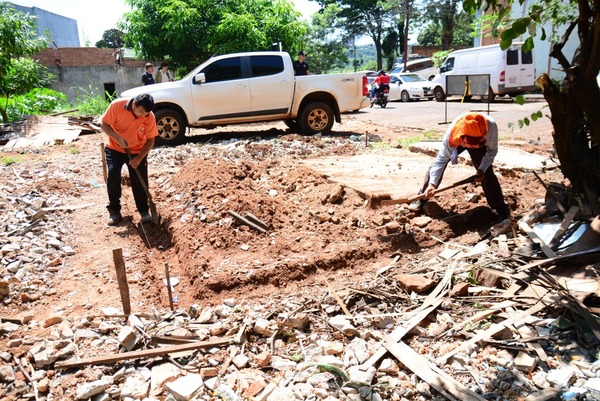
[370,69,391,100]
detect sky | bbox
[9,0,322,46]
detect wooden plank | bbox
[518,221,557,258]
[113,248,131,315]
[164,262,175,311]
[359,268,453,370]
[55,337,233,369]
[507,306,547,362]
[42,203,94,211]
[548,206,579,249]
[382,339,486,401]
[323,278,351,317]
[436,300,553,365]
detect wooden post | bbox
[164,262,174,311]
[100,143,108,183]
[112,248,131,315]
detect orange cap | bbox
[449,113,488,148]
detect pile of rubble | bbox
[1,127,599,401]
[2,214,600,400]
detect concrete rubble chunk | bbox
[411,216,432,228]
[166,373,204,401]
[348,365,376,384]
[0,365,16,382]
[547,366,578,387]
[121,371,149,399]
[43,314,63,328]
[199,367,218,378]
[395,273,437,293]
[328,315,359,337]
[379,358,400,374]
[215,383,241,400]
[252,351,272,367]
[232,353,250,369]
[76,379,111,400]
[270,355,298,371]
[150,362,181,394]
[515,351,537,373]
[197,307,214,323]
[254,318,277,336]
[118,326,138,351]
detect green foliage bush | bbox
[2,88,67,122]
[68,84,113,116]
[71,93,112,117]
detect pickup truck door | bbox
[248,55,294,115]
[191,56,251,121]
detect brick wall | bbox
[35,47,148,68]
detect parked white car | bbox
[388,73,434,102]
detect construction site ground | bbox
[2,103,598,401]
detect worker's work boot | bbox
[107,213,122,226]
[407,199,425,212]
[140,212,152,224]
[496,206,510,223]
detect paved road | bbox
[350,94,553,143]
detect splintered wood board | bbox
[300,151,474,199]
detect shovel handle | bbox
[124,148,153,201]
[379,174,478,207]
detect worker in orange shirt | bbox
[101,93,158,226]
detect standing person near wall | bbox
[155,62,174,83]
[101,93,158,226]
[141,63,155,85]
[293,51,310,75]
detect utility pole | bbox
[403,0,414,71]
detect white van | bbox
[431,43,536,102]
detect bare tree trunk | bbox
[536,0,600,217]
[537,73,600,216]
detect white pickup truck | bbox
[121,51,370,145]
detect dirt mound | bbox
[157,156,396,303]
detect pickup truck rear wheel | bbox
[299,102,334,135]
[154,109,186,146]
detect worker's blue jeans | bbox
[105,147,149,216]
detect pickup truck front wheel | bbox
[299,102,334,135]
[154,109,186,146]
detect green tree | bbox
[417,10,474,46]
[466,0,600,215]
[419,0,462,49]
[318,0,397,70]
[305,3,349,73]
[95,29,126,49]
[122,0,307,71]
[0,2,50,122]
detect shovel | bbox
[125,148,160,224]
[369,174,478,209]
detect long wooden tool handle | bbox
[124,148,153,201]
[380,175,478,207]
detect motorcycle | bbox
[370,84,389,108]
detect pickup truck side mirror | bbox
[193,72,206,85]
